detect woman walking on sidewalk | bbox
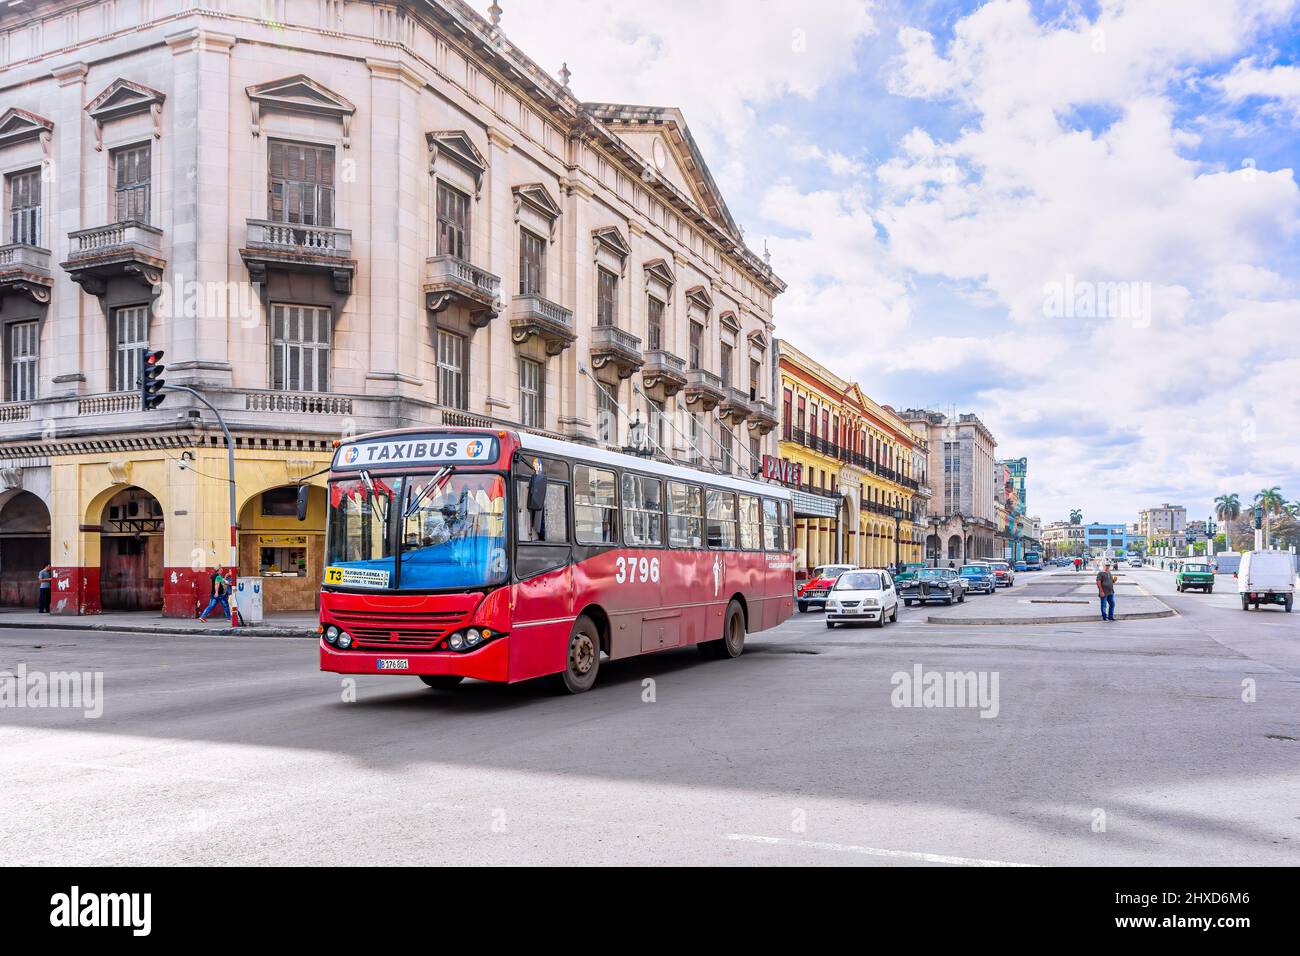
[198,568,233,622]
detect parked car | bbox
[899,567,966,606]
[1237,550,1294,612]
[796,564,857,612]
[1175,561,1214,593]
[958,564,996,594]
[892,562,928,585]
[825,569,899,629]
[989,561,1015,587]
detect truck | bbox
[1237,550,1295,612]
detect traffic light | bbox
[140,348,166,411]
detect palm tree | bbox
[1255,487,1285,545]
[1069,508,1082,525]
[1214,493,1240,547]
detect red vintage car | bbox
[796,564,858,612]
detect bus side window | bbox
[779,500,792,551]
[705,490,738,550]
[667,481,703,548]
[761,498,780,551]
[738,494,762,550]
[516,457,569,544]
[622,473,664,547]
[574,464,618,545]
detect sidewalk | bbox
[0,607,317,638]
[925,578,1175,625]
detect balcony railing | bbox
[242,219,355,294]
[683,367,725,412]
[245,391,354,416]
[77,393,140,416]
[641,349,688,399]
[62,221,167,296]
[0,402,32,423]
[510,292,574,353]
[68,220,164,257]
[0,243,53,303]
[590,325,644,380]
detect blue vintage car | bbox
[958,564,996,594]
[1014,561,1028,572]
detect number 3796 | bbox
[615,556,660,584]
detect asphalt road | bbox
[1,567,1297,866]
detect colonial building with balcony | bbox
[776,341,924,575]
[0,0,783,616]
[901,408,999,563]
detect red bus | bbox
[318,427,795,693]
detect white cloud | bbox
[1218,56,1300,108]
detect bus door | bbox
[622,473,677,653]
[512,457,574,677]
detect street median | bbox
[923,579,1175,625]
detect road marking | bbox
[723,833,1036,867]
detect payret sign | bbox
[762,455,803,485]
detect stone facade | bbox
[902,408,999,563]
[0,0,782,615]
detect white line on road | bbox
[724,833,1036,867]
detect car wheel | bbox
[945,596,953,606]
[904,599,913,607]
[874,613,885,628]
[558,615,601,694]
[797,602,808,613]
[700,599,746,660]
[891,604,899,623]
[1207,587,1213,594]
[1286,595,1293,613]
[826,621,835,629]
[958,591,965,603]
[419,675,464,690]
[1241,595,1249,611]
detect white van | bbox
[1237,550,1295,612]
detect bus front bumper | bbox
[319,636,510,682]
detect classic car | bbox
[899,567,966,606]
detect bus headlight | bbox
[448,632,464,650]
[336,632,352,650]
[324,626,339,645]
[465,628,483,647]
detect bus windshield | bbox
[326,471,507,591]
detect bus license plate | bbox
[376,659,409,671]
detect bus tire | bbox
[558,615,601,694]
[419,675,464,690]
[700,600,745,660]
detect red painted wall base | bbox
[51,567,100,615]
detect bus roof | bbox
[332,425,793,501]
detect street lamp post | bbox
[892,506,904,572]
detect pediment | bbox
[0,107,54,151]
[643,257,676,289]
[592,225,631,265]
[512,182,562,224]
[86,79,165,125]
[247,75,355,145]
[718,310,741,332]
[427,130,487,192]
[686,284,713,312]
[747,328,769,350]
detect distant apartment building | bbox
[1139,504,1187,550]
[901,408,998,562]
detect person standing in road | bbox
[1096,562,1118,621]
[1073,557,1082,572]
[37,563,54,613]
[198,567,232,622]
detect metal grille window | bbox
[271,304,331,392]
[621,473,663,547]
[436,182,470,259]
[6,321,38,402]
[519,357,542,427]
[519,228,546,295]
[268,141,335,226]
[646,295,664,350]
[7,169,40,246]
[436,329,467,409]
[596,267,617,326]
[110,305,149,392]
[113,144,151,223]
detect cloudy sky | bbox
[469,0,1300,524]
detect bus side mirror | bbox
[295,484,310,522]
[527,473,548,512]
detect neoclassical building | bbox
[901,408,998,563]
[776,341,924,574]
[0,0,783,615]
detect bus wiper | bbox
[359,470,387,521]
[405,467,452,519]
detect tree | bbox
[1254,487,1286,544]
[1214,492,1240,526]
[1069,508,1082,525]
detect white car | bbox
[825,568,899,629]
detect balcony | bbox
[640,349,687,400]
[62,221,165,296]
[748,398,777,435]
[589,325,643,380]
[719,387,752,426]
[241,219,355,295]
[510,292,574,353]
[683,368,725,412]
[426,255,503,328]
[0,244,53,305]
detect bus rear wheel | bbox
[701,600,745,660]
[419,675,464,689]
[558,615,601,694]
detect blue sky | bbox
[472,0,1300,523]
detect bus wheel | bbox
[419,675,464,690]
[701,600,746,660]
[558,615,601,694]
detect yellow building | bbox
[774,342,926,576]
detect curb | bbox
[0,619,315,639]
[924,608,1176,625]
